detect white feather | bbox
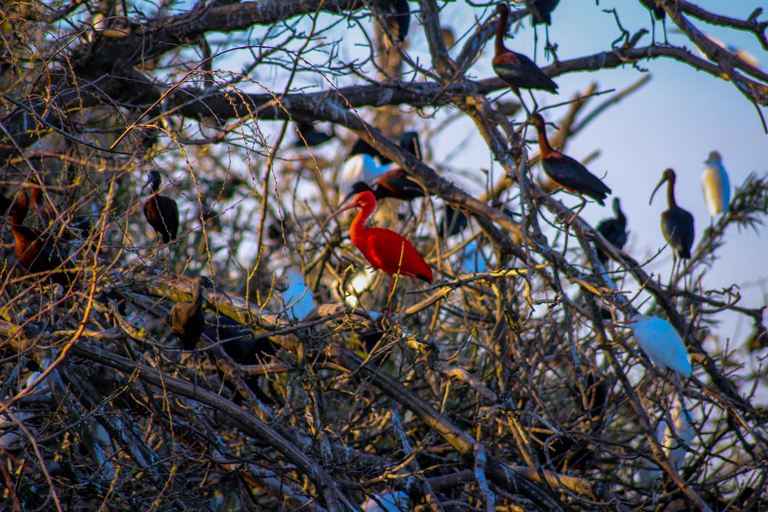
[629,314,692,378]
[283,269,315,321]
[659,399,694,469]
[701,151,730,217]
[339,154,391,195]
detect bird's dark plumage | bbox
[525,0,560,25]
[531,113,611,205]
[294,122,334,147]
[142,170,179,244]
[640,0,665,20]
[10,191,73,286]
[650,169,695,259]
[493,3,558,95]
[595,198,628,263]
[381,0,410,42]
[171,276,211,350]
[438,204,469,238]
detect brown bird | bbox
[530,113,611,207]
[142,171,179,244]
[9,190,73,286]
[170,276,212,350]
[493,3,558,99]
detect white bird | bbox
[628,314,692,378]
[282,269,315,321]
[701,151,731,217]
[658,399,694,470]
[339,154,391,198]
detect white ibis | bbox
[701,151,730,218]
[627,314,692,378]
[282,269,315,321]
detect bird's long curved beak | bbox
[649,175,667,205]
[320,200,358,231]
[140,180,151,196]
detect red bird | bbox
[530,113,611,206]
[322,191,433,299]
[493,3,558,97]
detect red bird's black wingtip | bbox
[416,274,433,284]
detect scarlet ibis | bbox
[293,122,334,148]
[627,314,692,378]
[658,399,694,470]
[282,269,315,321]
[701,151,730,217]
[170,276,211,350]
[493,3,558,98]
[322,191,433,301]
[9,190,73,286]
[380,0,410,43]
[530,113,611,207]
[524,0,560,26]
[595,198,628,263]
[650,169,694,260]
[141,170,179,245]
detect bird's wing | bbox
[543,154,611,201]
[364,228,432,282]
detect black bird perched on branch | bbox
[524,0,560,26]
[380,0,410,43]
[9,190,74,286]
[530,113,611,209]
[170,276,212,350]
[141,170,179,245]
[293,122,335,148]
[650,168,694,260]
[595,198,628,263]
[493,3,558,99]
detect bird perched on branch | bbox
[9,190,74,286]
[650,168,694,260]
[493,3,558,100]
[627,314,692,378]
[530,113,611,212]
[701,151,730,218]
[170,276,212,350]
[524,0,560,26]
[141,170,179,245]
[322,191,432,305]
[595,198,628,263]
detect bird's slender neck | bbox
[192,281,204,308]
[666,179,678,209]
[349,202,375,245]
[11,194,29,227]
[535,126,553,156]
[615,204,626,228]
[495,9,509,56]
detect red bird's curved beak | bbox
[320,198,358,231]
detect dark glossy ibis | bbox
[595,197,628,263]
[493,3,558,98]
[9,190,73,286]
[437,204,469,238]
[531,430,594,473]
[381,0,410,43]
[205,315,278,405]
[639,0,667,44]
[322,191,433,301]
[530,113,611,210]
[650,169,694,260]
[524,0,560,26]
[170,276,211,350]
[293,122,334,148]
[141,170,179,244]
